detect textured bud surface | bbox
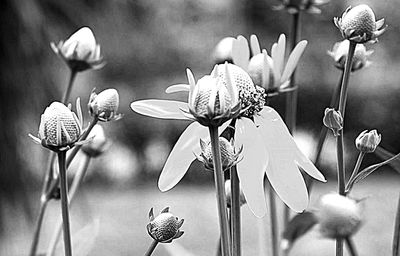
[147,208,184,243]
[355,129,381,153]
[340,5,375,40]
[323,108,343,136]
[89,88,121,122]
[198,137,241,171]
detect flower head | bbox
[147,207,184,243]
[225,180,247,208]
[88,88,122,122]
[196,137,242,171]
[30,100,84,152]
[213,37,235,64]
[323,108,343,136]
[81,124,108,157]
[328,40,373,71]
[273,0,330,14]
[316,193,363,238]
[355,129,381,153]
[334,5,386,44]
[51,27,105,71]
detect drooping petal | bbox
[232,35,250,71]
[165,84,190,94]
[280,40,308,83]
[235,118,268,218]
[130,100,189,120]
[294,149,326,182]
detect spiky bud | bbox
[147,207,184,243]
[51,27,105,71]
[225,180,246,208]
[328,40,373,71]
[81,124,108,157]
[355,130,381,153]
[334,5,386,44]
[88,88,122,122]
[323,108,343,136]
[196,137,242,171]
[316,193,363,239]
[213,37,235,64]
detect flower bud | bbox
[51,27,105,71]
[316,193,363,238]
[334,5,386,44]
[355,130,381,153]
[196,137,242,171]
[81,124,108,157]
[147,207,184,243]
[225,180,246,208]
[323,108,343,136]
[328,40,373,72]
[274,0,330,14]
[88,88,122,122]
[37,102,82,150]
[213,37,235,64]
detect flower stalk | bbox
[393,193,400,256]
[230,165,241,256]
[62,69,77,104]
[268,181,279,256]
[144,240,159,256]
[345,152,365,194]
[345,237,358,256]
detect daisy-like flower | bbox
[273,0,330,14]
[131,62,325,217]
[51,27,105,72]
[327,40,373,72]
[334,4,387,44]
[232,34,307,94]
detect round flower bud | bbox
[225,180,246,208]
[51,27,104,71]
[334,5,386,44]
[316,193,363,238]
[88,88,122,122]
[273,0,329,14]
[328,40,373,72]
[196,137,242,171]
[355,130,381,153]
[81,124,108,157]
[147,207,184,243]
[213,37,235,64]
[323,108,343,136]
[38,102,82,150]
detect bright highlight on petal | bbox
[130,100,189,120]
[165,84,190,94]
[232,36,250,71]
[280,40,307,84]
[236,118,268,218]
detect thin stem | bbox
[28,199,48,256]
[209,126,231,256]
[62,69,77,104]
[393,193,400,256]
[345,152,365,193]
[47,155,92,256]
[58,151,72,256]
[268,181,279,256]
[345,237,358,256]
[336,130,346,196]
[144,240,158,256]
[231,165,241,256]
[336,239,344,256]
[338,42,356,116]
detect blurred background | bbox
[1,0,400,255]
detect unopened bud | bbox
[81,124,108,157]
[147,207,184,243]
[355,130,381,153]
[88,88,122,122]
[225,180,246,208]
[328,40,373,72]
[323,108,343,136]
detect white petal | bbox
[130,100,189,120]
[275,34,286,74]
[165,84,190,94]
[280,40,308,83]
[294,149,326,182]
[232,35,250,71]
[235,118,268,217]
[250,34,261,55]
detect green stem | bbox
[144,240,158,256]
[345,237,358,256]
[345,152,365,194]
[268,181,279,256]
[58,151,72,256]
[62,69,77,104]
[47,155,92,256]
[231,165,241,256]
[209,126,231,256]
[28,199,48,256]
[393,193,400,256]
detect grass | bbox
[1,172,399,256]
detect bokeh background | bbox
[1,0,400,255]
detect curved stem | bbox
[345,237,358,256]
[345,152,365,193]
[393,193,400,256]
[28,199,48,256]
[144,240,158,256]
[209,126,231,256]
[62,69,77,104]
[231,165,241,256]
[268,181,279,256]
[58,151,72,256]
[47,155,92,256]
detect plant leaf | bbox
[130,100,189,120]
[374,146,400,174]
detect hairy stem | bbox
[209,126,231,256]
[58,151,72,256]
[144,240,158,256]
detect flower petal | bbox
[235,118,268,218]
[165,84,190,94]
[294,149,326,182]
[280,40,307,83]
[232,35,250,71]
[250,34,261,55]
[130,100,189,120]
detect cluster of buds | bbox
[273,0,330,14]
[30,100,85,152]
[51,27,105,72]
[328,40,373,72]
[81,124,109,157]
[185,64,241,127]
[196,137,242,171]
[225,180,247,208]
[316,193,363,239]
[323,108,343,136]
[88,88,123,122]
[334,4,386,44]
[355,130,381,153]
[147,207,184,243]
